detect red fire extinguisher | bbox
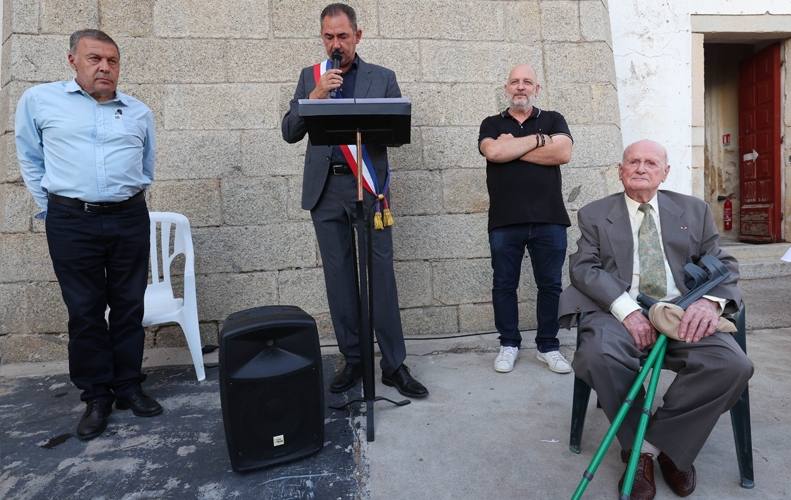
[723,194,734,230]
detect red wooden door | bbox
[738,43,782,243]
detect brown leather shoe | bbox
[618,449,656,500]
[658,451,696,497]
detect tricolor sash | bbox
[314,60,393,229]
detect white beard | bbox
[508,92,535,113]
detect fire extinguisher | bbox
[723,194,734,230]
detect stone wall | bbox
[0,0,622,364]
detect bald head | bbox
[618,139,671,203]
[623,140,668,166]
[507,64,537,83]
[505,64,539,114]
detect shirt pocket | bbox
[115,115,145,147]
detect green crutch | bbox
[570,334,667,500]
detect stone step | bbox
[738,258,791,280]
[720,242,790,260]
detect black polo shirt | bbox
[478,107,572,232]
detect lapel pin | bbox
[681,226,687,229]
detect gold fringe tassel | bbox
[383,208,394,227]
[374,211,384,230]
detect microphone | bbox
[329,50,342,98]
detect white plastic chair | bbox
[108,212,205,381]
[145,212,205,381]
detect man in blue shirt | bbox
[15,29,161,440]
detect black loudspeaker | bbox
[219,306,324,472]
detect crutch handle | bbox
[636,294,658,318]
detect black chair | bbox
[568,302,754,488]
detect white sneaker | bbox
[494,346,519,373]
[537,350,572,374]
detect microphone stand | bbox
[329,128,410,442]
[296,97,414,442]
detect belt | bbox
[48,191,146,214]
[331,164,353,175]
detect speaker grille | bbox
[226,364,321,461]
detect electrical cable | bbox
[318,328,538,349]
[200,330,540,352]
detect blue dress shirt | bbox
[15,79,156,219]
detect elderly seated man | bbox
[558,140,753,499]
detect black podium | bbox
[298,98,412,441]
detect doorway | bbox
[703,39,789,243]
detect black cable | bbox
[318,328,538,349]
[200,330,540,352]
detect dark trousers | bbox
[311,172,406,376]
[45,200,150,402]
[489,223,567,352]
[572,311,754,470]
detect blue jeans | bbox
[489,223,567,352]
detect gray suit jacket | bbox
[281,56,401,211]
[558,190,741,328]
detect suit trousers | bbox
[45,199,150,403]
[311,171,406,376]
[572,311,753,470]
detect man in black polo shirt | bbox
[479,64,574,375]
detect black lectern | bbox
[298,98,412,442]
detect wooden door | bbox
[738,43,782,243]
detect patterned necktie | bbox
[638,203,667,300]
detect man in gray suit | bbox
[281,3,427,398]
[558,140,753,499]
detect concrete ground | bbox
[2,327,790,499]
[370,328,791,500]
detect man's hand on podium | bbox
[310,69,343,99]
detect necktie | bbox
[638,204,667,300]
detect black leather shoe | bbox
[76,399,112,441]
[382,364,428,398]
[115,390,163,417]
[330,362,363,393]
